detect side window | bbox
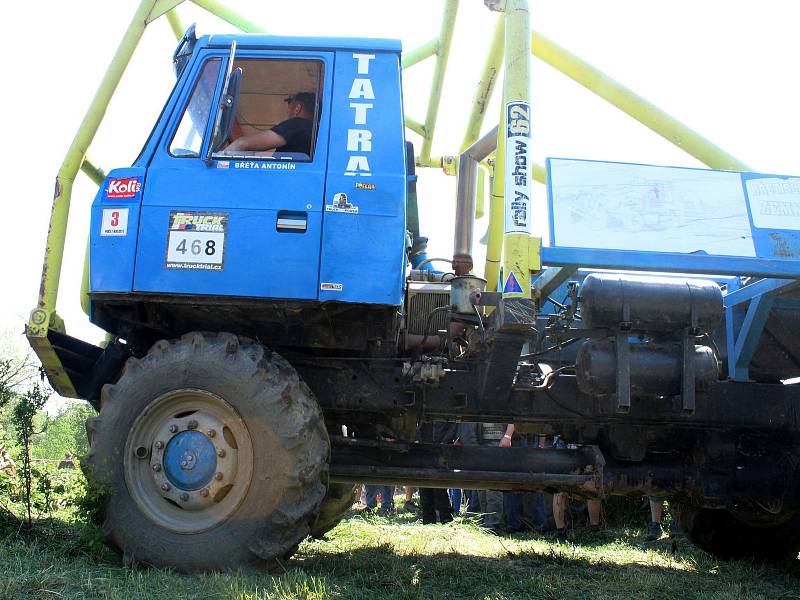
[214,59,324,161]
[169,58,222,157]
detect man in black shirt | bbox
[226,92,314,155]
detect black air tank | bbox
[580,273,723,333]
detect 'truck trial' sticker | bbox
[165,211,228,271]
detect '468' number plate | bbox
[165,211,228,271]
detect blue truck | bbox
[26,9,800,571]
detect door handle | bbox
[276,210,307,233]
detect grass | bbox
[0,506,798,600]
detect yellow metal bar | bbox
[79,159,107,316]
[190,0,265,32]
[29,0,154,341]
[461,17,505,151]
[404,115,426,137]
[165,8,185,39]
[419,0,459,163]
[80,158,106,187]
[401,38,438,69]
[485,133,505,293]
[501,0,533,299]
[531,31,751,171]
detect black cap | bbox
[284,92,316,114]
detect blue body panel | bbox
[90,35,406,312]
[90,167,146,293]
[318,50,407,304]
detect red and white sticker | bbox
[106,177,141,199]
[320,282,343,291]
[101,208,129,236]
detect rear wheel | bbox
[675,503,800,562]
[83,332,328,571]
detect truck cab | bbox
[89,33,408,351]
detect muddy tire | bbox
[311,483,357,538]
[675,503,800,562]
[83,332,329,572]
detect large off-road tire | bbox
[83,332,329,572]
[675,503,800,562]
[311,483,357,538]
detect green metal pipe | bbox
[531,30,751,171]
[166,8,185,39]
[460,17,505,151]
[30,0,154,333]
[501,0,533,299]
[419,0,459,163]
[190,0,265,32]
[80,158,106,186]
[401,38,439,70]
[404,115,426,137]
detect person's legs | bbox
[419,488,436,524]
[647,496,664,539]
[587,499,601,527]
[434,489,453,524]
[553,492,568,540]
[530,492,548,532]
[481,490,504,530]
[380,485,395,511]
[503,491,524,532]
[364,485,379,510]
[466,490,480,513]
[449,488,462,515]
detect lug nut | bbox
[217,449,226,458]
[154,441,164,450]
[169,424,178,433]
[200,489,209,498]
[161,483,171,491]
[180,493,189,501]
[152,464,162,472]
[187,420,198,430]
[215,472,224,481]
[207,429,216,438]
[180,460,188,467]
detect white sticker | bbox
[165,211,227,271]
[321,282,343,291]
[504,101,533,235]
[747,177,800,230]
[325,192,359,214]
[101,208,129,236]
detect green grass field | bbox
[0,506,798,600]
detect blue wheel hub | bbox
[163,430,218,491]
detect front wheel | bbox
[83,332,329,571]
[675,503,800,563]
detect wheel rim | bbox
[124,389,254,533]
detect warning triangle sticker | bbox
[503,271,523,294]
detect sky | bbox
[1,0,800,357]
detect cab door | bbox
[133,48,333,300]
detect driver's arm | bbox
[226,129,287,152]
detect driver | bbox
[226,92,315,155]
